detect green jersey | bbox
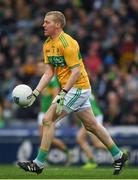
[89,94,102,116]
[41,76,60,112]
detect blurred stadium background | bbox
[0,0,138,168]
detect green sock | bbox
[108,144,122,160]
[36,149,48,163]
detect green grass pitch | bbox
[0,165,138,179]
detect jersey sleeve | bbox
[64,41,82,69]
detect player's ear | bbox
[55,22,61,28]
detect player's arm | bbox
[28,43,55,106]
[36,64,54,93]
[37,44,55,92]
[63,66,80,92]
[63,41,81,92]
[28,64,54,107]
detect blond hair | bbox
[45,11,66,28]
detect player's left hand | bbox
[52,89,67,115]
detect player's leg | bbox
[38,112,68,154]
[39,124,69,162]
[76,115,105,169]
[18,103,68,174]
[34,103,67,165]
[76,127,97,169]
[89,115,105,149]
[77,108,119,154]
[90,133,106,149]
[76,108,128,175]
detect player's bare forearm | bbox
[36,64,54,92]
[63,66,80,92]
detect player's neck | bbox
[51,29,63,39]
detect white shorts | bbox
[63,87,91,113]
[38,87,91,125]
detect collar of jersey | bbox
[51,31,64,41]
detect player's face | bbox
[43,15,57,36]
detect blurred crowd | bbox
[0,0,138,128]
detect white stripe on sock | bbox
[33,159,46,169]
[113,151,123,161]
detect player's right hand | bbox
[27,89,40,107]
